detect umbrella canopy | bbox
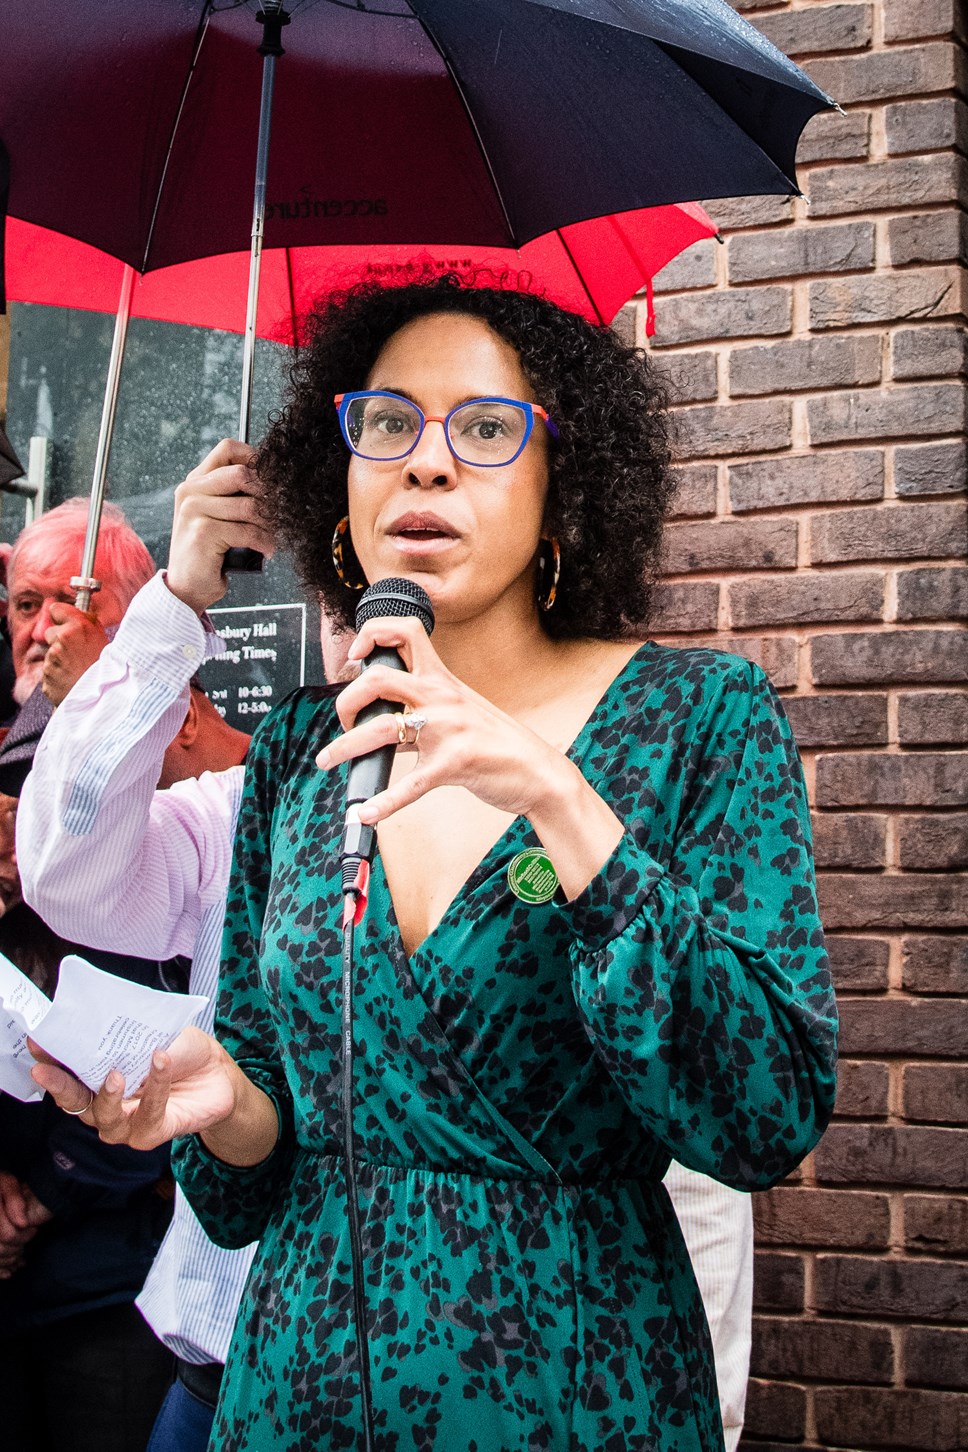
[1,0,832,272]
[3,203,718,338]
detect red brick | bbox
[651,348,718,404]
[673,398,792,460]
[826,935,891,991]
[650,581,719,634]
[903,1327,968,1391]
[835,1059,891,1117]
[797,108,872,165]
[904,1194,968,1256]
[892,325,968,383]
[609,304,635,347]
[814,1385,968,1450]
[652,238,717,295]
[811,631,968,686]
[658,634,798,690]
[894,438,966,503]
[902,936,968,994]
[709,194,794,230]
[811,502,967,564]
[808,42,962,107]
[753,1186,891,1250]
[886,97,968,156]
[903,1064,968,1124]
[818,874,967,929]
[809,267,962,332]
[784,694,888,749]
[728,222,875,285]
[668,463,718,520]
[754,3,872,56]
[808,383,967,446]
[752,1316,894,1385]
[817,1124,968,1190]
[898,812,968,870]
[744,1378,807,1440]
[729,571,883,629]
[813,813,887,869]
[729,449,883,512]
[896,566,968,621]
[653,286,791,350]
[815,1253,968,1320]
[663,517,797,574]
[730,335,880,396]
[897,691,968,745]
[889,212,968,269]
[808,154,965,218]
[816,751,968,806]
[753,1251,806,1312]
[883,0,964,42]
[836,997,968,1055]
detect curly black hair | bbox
[257,272,674,639]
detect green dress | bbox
[173,644,837,1452]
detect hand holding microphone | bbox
[336,577,435,876]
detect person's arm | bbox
[560,660,837,1190]
[18,439,271,959]
[17,571,235,959]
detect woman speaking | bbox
[37,276,837,1451]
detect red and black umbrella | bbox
[1,0,833,582]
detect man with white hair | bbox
[4,497,156,707]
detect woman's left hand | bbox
[316,615,569,827]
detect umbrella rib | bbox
[552,228,605,327]
[140,4,214,273]
[285,246,298,349]
[415,16,517,247]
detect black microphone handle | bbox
[340,645,407,867]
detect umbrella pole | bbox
[72,265,136,612]
[225,2,291,573]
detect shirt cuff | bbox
[112,572,226,686]
[557,831,666,954]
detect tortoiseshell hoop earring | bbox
[537,536,561,612]
[331,516,365,590]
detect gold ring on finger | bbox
[64,1091,96,1117]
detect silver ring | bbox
[63,1091,95,1117]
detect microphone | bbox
[339,577,435,886]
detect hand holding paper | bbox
[0,950,207,1104]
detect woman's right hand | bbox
[29,1026,238,1152]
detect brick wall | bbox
[631,2,967,1447]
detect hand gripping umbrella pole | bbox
[74,4,289,607]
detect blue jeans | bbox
[146,1377,216,1452]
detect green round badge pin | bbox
[507,848,559,905]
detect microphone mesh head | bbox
[355,577,435,637]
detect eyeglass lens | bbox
[344,395,530,466]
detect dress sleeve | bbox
[561,659,837,1190]
[171,696,301,1249]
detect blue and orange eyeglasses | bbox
[334,390,559,468]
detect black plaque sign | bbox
[202,602,308,731]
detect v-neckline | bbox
[375,641,652,964]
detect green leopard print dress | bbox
[174,644,837,1452]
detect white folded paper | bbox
[0,950,208,1104]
